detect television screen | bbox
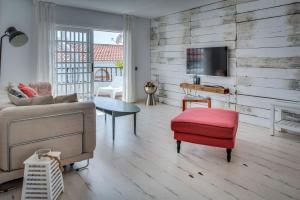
[187,47,228,76]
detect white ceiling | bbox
[53,0,205,18]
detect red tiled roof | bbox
[94,44,123,61]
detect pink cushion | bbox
[171,108,239,139]
[29,82,52,96]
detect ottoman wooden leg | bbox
[226,149,232,162]
[177,141,181,153]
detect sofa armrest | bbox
[0,102,96,171]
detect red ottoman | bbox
[171,106,239,162]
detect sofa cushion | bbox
[29,82,52,96]
[54,93,78,103]
[8,94,54,106]
[7,87,27,98]
[18,83,38,97]
[171,108,239,139]
[8,94,31,106]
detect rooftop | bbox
[94,44,123,61]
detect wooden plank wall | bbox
[150,0,300,128]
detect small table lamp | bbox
[0,26,28,76]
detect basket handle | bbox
[35,149,52,159]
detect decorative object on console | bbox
[0,27,28,76]
[193,75,197,84]
[193,75,201,85]
[196,76,201,84]
[144,81,157,106]
[171,99,239,162]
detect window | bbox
[55,26,93,101]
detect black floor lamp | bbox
[0,26,28,77]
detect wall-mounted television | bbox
[187,47,228,76]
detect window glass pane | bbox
[75,32,78,42]
[83,33,87,42]
[56,30,61,40]
[61,31,65,40]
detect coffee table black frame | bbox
[94,97,140,141]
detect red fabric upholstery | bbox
[18,83,38,98]
[174,132,235,149]
[171,108,238,139]
[171,107,239,149]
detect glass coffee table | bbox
[94,97,140,141]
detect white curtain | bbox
[123,15,136,102]
[33,0,56,84]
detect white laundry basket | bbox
[21,150,64,200]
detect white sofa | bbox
[0,101,96,184]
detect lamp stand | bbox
[0,34,8,76]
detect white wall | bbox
[0,0,150,101]
[55,5,123,31]
[0,0,34,91]
[134,17,150,100]
[150,0,300,128]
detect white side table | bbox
[21,150,64,200]
[271,101,300,136]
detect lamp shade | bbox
[5,27,28,47]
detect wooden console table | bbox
[180,83,230,108]
[180,83,229,94]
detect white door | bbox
[55,26,94,101]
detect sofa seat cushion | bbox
[171,108,239,139]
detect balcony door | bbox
[55,26,94,101]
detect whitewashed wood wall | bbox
[150,0,300,128]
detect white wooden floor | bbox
[1,103,300,200]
